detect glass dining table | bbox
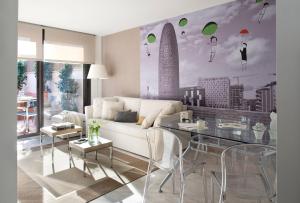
[157,117,276,194]
[159,117,276,146]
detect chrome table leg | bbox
[40,132,43,155]
[69,147,72,168]
[110,146,113,168]
[83,152,86,177]
[51,135,55,173]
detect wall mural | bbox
[140,0,276,113]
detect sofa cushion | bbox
[161,103,177,115]
[173,102,183,113]
[101,101,124,120]
[139,99,182,118]
[115,97,141,113]
[93,97,118,118]
[153,104,177,127]
[142,111,161,129]
[115,111,137,123]
[136,116,145,125]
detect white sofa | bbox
[85,96,190,157]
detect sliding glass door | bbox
[17,23,93,138]
[17,61,87,138]
[43,62,84,126]
[17,60,38,136]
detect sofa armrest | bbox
[160,112,181,123]
[158,110,193,124]
[85,105,93,120]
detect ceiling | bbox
[18,0,232,36]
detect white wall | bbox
[0,0,17,202]
[91,35,103,101]
[277,0,300,202]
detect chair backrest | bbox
[146,128,183,171]
[220,144,276,200]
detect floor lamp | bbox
[87,64,108,98]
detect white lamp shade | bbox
[87,64,108,79]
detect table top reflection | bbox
[159,118,276,146]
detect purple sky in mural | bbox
[140,0,276,100]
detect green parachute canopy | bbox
[147,33,156,43]
[179,18,188,27]
[202,22,218,36]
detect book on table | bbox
[51,122,75,131]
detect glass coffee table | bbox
[68,137,113,177]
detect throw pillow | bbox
[136,116,145,125]
[153,115,169,128]
[161,104,176,115]
[153,104,176,127]
[115,111,137,122]
[101,101,124,120]
[141,111,161,129]
[92,97,118,118]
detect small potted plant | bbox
[88,120,101,145]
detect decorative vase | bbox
[88,132,99,145]
[269,112,277,140]
[88,120,101,145]
[252,122,266,140]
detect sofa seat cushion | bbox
[99,119,147,140]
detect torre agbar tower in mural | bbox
[158,23,180,100]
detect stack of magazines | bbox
[51,122,75,131]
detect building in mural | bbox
[140,0,276,112]
[158,23,179,100]
[197,77,230,108]
[256,81,276,112]
[242,99,257,111]
[230,85,244,110]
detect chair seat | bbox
[211,171,271,200]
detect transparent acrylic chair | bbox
[142,127,184,203]
[210,144,276,203]
[183,134,209,203]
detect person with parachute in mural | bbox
[240,28,249,71]
[256,0,270,24]
[202,22,218,62]
[144,33,156,56]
